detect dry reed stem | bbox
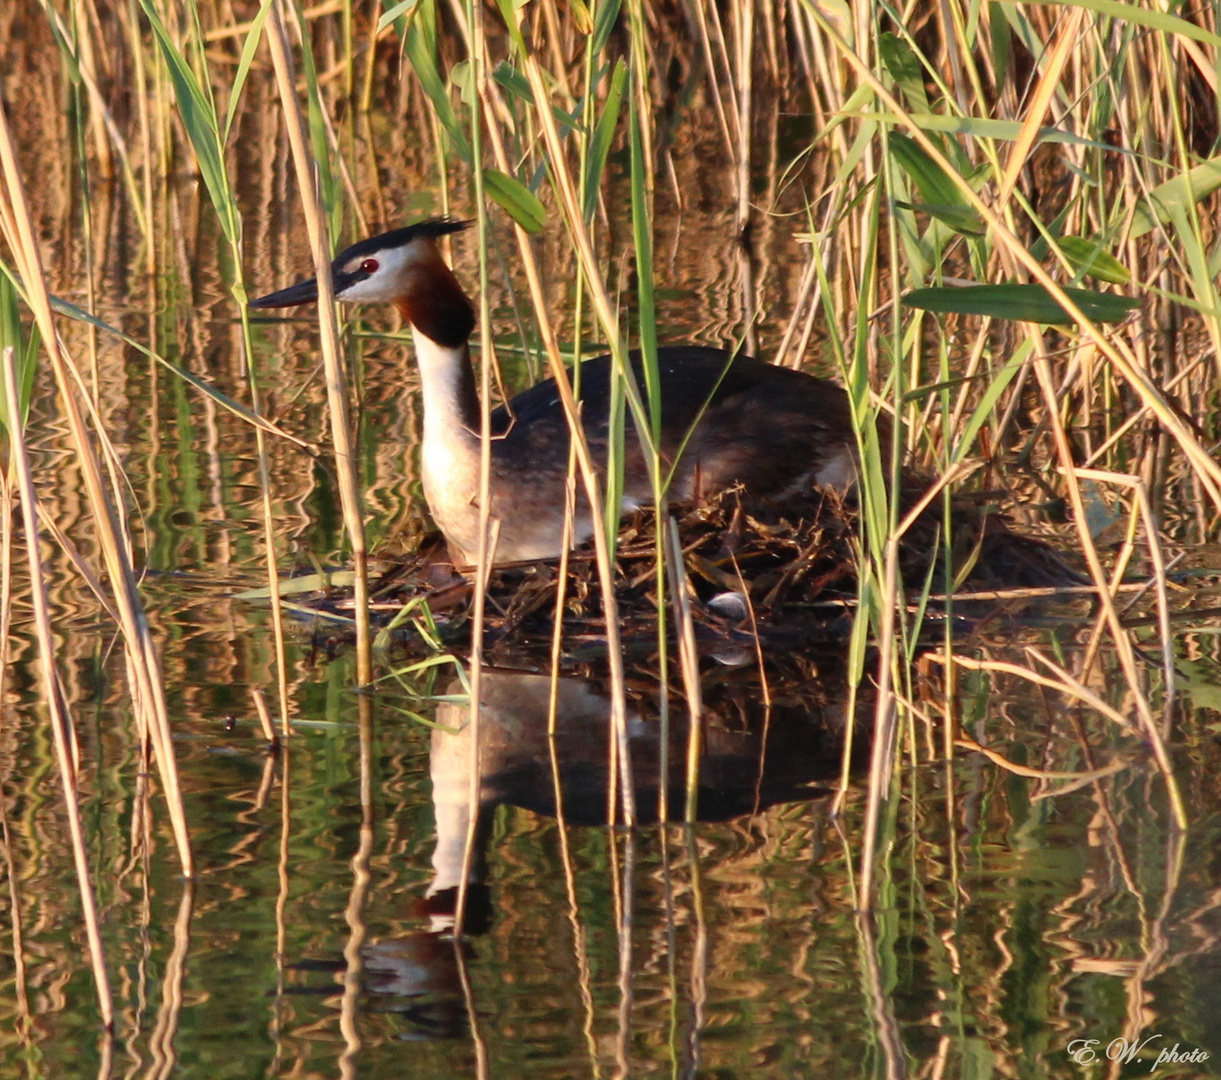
[858,532,901,910]
[455,0,497,940]
[285,8,370,235]
[954,733,1131,784]
[149,882,193,1071]
[202,0,344,41]
[41,0,148,236]
[547,473,579,740]
[540,486,599,1068]
[684,826,710,1035]
[0,482,31,1036]
[253,753,276,811]
[455,511,499,940]
[1026,646,1185,821]
[1,478,17,711]
[454,931,492,1080]
[998,7,1084,206]
[38,511,122,622]
[1028,350,1164,753]
[3,346,114,1029]
[728,551,772,708]
[69,0,111,178]
[264,0,372,686]
[250,687,278,746]
[691,0,737,157]
[273,737,292,1044]
[477,16,637,825]
[990,18,1167,760]
[732,0,754,235]
[612,830,636,1075]
[854,907,906,1077]
[0,795,31,1039]
[810,5,1221,501]
[859,457,982,901]
[1072,468,1175,711]
[338,695,375,1078]
[0,93,193,876]
[222,57,297,742]
[940,648,1185,825]
[663,517,703,824]
[627,0,657,208]
[1118,829,1186,1044]
[806,1,1194,835]
[545,658,602,1077]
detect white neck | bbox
[411,327,485,560]
[411,326,478,434]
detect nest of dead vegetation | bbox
[293,487,1084,661]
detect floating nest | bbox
[292,487,1085,661]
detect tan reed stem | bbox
[263,0,373,687]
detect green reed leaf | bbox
[593,0,624,54]
[493,0,527,53]
[990,1,1012,84]
[235,571,356,600]
[888,133,985,235]
[1130,156,1221,239]
[1049,0,1221,49]
[568,0,592,33]
[493,62,584,134]
[403,7,472,162]
[895,200,988,236]
[584,59,627,220]
[1057,236,1131,284]
[0,272,39,439]
[492,60,531,101]
[903,283,1140,323]
[224,0,273,142]
[139,0,233,243]
[288,5,340,232]
[864,111,1120,151]
[44,290,307,446]
[450,59,474,106]
[955,339,1032,461]
[484,168,546,232]
[377,0,419,32]
[878,32,929,112]
[629,73,660,443]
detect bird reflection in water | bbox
[360,656,872,1039]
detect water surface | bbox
[2,23,1221,1078]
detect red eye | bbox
[361,258,379,273]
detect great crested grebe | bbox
[251,219,875,565]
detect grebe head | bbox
[250,218,474,347]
